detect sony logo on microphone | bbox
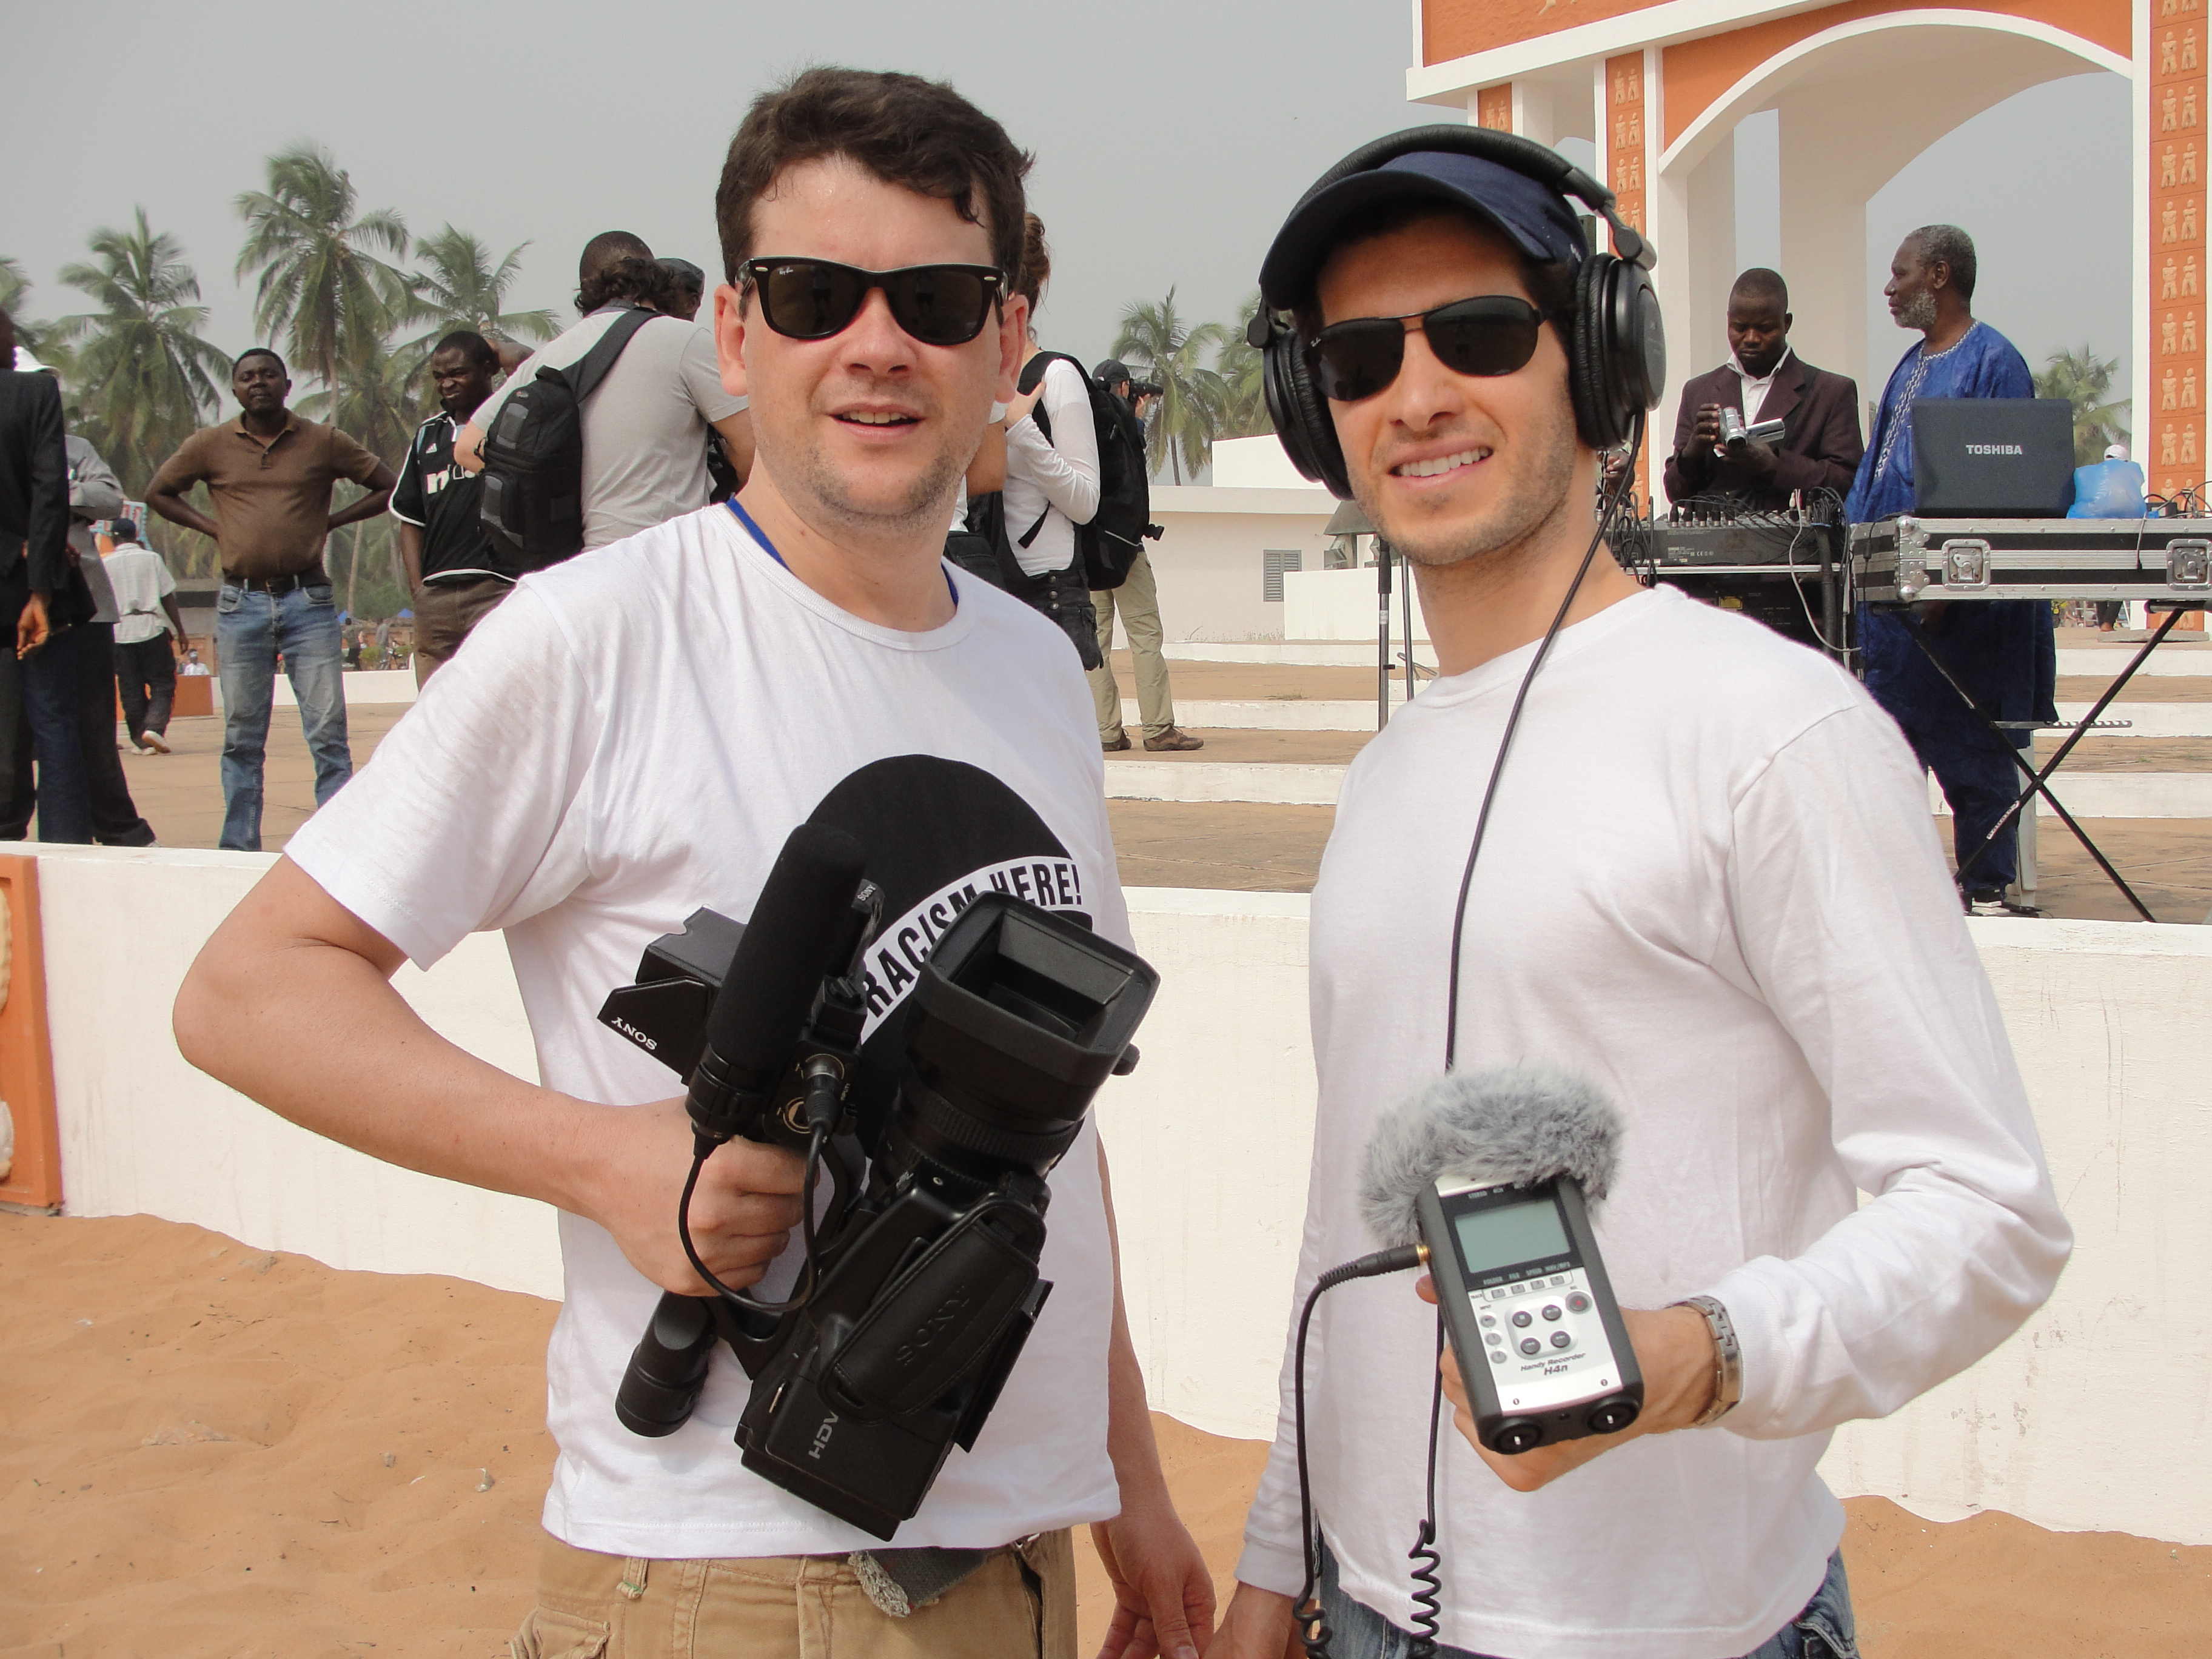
[1964,443,2025,455]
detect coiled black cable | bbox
[1403,1310,1447,1658]
[675,1124,829,1318]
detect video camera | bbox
[595,823,1158,1539]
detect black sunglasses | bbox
[1307,296,1555,402]
[742,258,1004,347]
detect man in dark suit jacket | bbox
[1662,269,1864,511]
[0,309,92,842]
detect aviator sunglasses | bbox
[742,258,1004,347]
[1307,296,1555,402]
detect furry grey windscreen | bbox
[1357,1066,1624,1248]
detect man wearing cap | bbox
[1088,360,1200,752]
[1215,135,2066,1659]
[148,347,394,851]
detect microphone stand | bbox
[1376,538,1393,731]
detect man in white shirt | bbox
[1213,135,2070,1659]
[102,518,184,754]
[176,65,1210,1659]
[458,237,754,550]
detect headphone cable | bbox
[1443,413,1644,1069]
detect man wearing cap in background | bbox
[104,517,186,756]
[1089,360,1200,752]
[654,256,707,322]
[1213,132,2066,1659]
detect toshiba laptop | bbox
[1911,398,2077,517]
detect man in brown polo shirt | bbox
[149,348,395,850]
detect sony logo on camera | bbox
[1964,443,2025,455]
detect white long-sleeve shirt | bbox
[1237,585,2070,1659]
[1002,355,1099,578]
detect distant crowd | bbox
[0,218,1207,850]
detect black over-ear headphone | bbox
[1248,124,1666,499]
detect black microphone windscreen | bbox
[1356,1066,1623,1248]
[700,823,868,1082]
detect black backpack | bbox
[1020,352,1151,591]
[478,306,657,571]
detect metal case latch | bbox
[1940,539,1991,589]
[2167,538,2211,589]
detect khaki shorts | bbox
[511,1527,1076,1659]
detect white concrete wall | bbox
[37,845,561,1299]
[1283,567,1433,643]
[27,846,2212,1545]
[1144,487,1339,643]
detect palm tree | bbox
[1112,288,1228,484]
[404,227,558,354]
[49,210,233,493]
[2033,345,2130,466]
[235,144,411,414]
[1213,290,1272,440]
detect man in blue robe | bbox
[1848,225,2056,910]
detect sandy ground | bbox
[4,1214,2206,1658]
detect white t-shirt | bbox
[103,541,176,645]
[1003,357,1099,577]
[1237,586,2068,1659]
[475,309,746,549]
[286,503,1127,1558]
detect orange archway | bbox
[1409,1,2173,504]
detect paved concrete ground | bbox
[104,692,2212,925]
[108,706,407,853]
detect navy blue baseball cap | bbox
[1258,150,1590,310]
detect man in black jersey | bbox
[392,331,511,683]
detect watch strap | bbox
[1674,1294,1742,1428]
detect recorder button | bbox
[1550,1331,1572,1349]
[1511,1310,1533,1328]
[1479,1314,1496,1329]
[1519,1338,1543,1356]
[1566,1293,1591,1313]
[1489,1350,1507,1366]
[1541,1304,1562,1321]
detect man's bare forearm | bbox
[175,856,606,1215]
[147,489,218,541]
[397,521,425,590]
[1098,1141,1173,1505]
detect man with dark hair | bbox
[0,309,92,842]
[147,347,395,850]
[1663,267,1863,510]
[575,230,654,310]
[457,241,753,548]
[393,330,509,683]
[1847,225,2049,911]
[176,65,1210,1659]
[655,256,707,322]
[104,518,186,755]
[1208,144,2067,1659]
[1087,360,1199,752]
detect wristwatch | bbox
[1673,1295,1742,1427]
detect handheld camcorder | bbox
[595,823,1157,1540]
[1718,406,1786,454]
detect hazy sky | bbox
[10,3,2133,418]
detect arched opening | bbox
[1652,16,2126,498]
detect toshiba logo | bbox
[1965,443,2025,455]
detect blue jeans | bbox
[215,581,350,851]
[1316,1543,1857,1659]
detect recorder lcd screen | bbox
[1452,1193,1571,1273]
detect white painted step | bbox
[1134,697,2212,736]
[1104,762,1346,806]
[1928,773,2212,818]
